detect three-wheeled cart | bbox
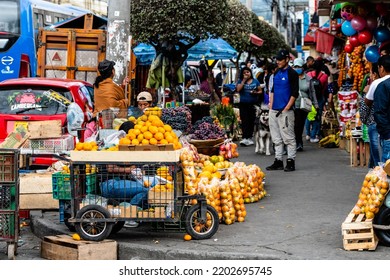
[66,150,219,241]
[0,149,20,259]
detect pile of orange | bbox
[74,141,99,151]
[347,45,368,91]
[120,114,182,150]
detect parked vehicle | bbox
[0,77,94,165]
[0,0,89,82]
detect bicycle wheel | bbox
[74,205,113,241]
[185,204,219,240]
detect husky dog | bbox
[254,104,271,155]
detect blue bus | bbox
[0,0,87,82]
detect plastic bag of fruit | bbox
[353,166,389,219]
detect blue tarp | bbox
[133,38,237,65]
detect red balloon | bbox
[349,34,360,48]
[358,30,373,45]
[344,44,354,53]
[351,15,367,31]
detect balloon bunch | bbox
[340,2,390,63]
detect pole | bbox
[106,0,131,92]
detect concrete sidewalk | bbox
[5,140,390,260]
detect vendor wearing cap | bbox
[93,59,128,117]
[136,91,153,111]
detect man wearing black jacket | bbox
[266,50,299,172]
[373,55,390,162]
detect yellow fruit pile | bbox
[74,141,99,151]
[156,166,173,181]
[144,107,162,117]
[347,45,367,90]
[352,167,389,219]
[150,183,174,192]
[225,163,266,204]
[120,114,182,150]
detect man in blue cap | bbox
[266,50,299,172]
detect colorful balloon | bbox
[351,15,367,31]
[366,16,378,31]
[349,34,360,48]
[344,43,354,53]
[374,26,390,43]
[365,45,380,63]
[342,21,357,36]
[341,5,356,21]
[358,30,373,45]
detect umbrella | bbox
[133,38,237,65]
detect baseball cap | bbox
[275,49,290,60]
[137,91,152,102]
[98,59,115,74]
[293,58,304,67]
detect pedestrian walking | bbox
[266,50,299,172]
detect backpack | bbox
[310,75,323,101]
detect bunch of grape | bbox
[161,106,192,133]
[192,116,214,131]
[192,120,226,140]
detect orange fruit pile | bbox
[124,114,182,150]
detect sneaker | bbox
[296,144,303,151]
[310,138,319,143]
[124,221,139,228]
[246,139,254,146]
[266,159,284,170]
[305,135,310,141]
[284,158,295,172]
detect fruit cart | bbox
[0,149,20,259]
[66,150,219,241]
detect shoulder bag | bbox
[299,90,312,112]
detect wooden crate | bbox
[341,210,378,251]
[350,138,370,167]
[41,235,117,260]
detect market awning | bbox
[250,33,264,46]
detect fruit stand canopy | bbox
[133,38,237,65]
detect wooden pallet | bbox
[41,235,117,260]
[342,210,378,251]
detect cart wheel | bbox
[7,243,15,260]
[374,205,390,246]
[110,221,125,235]
[185,204,219,240]
[74,205,113,242]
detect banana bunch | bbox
[319,132,340,148]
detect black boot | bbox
[266,159,284,170]
[284,158,295,172]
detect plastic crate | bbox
[0,185,16,210]
[22,135,75,152]
[52,172,97,200]
[0,212,16,239]
[0,154,16,182]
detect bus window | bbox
[0,1,20,34]
[45,14,52,25]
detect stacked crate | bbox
[0,149,20,259]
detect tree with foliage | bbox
[131,0,229,98]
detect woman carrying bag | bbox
[292,58,318,151]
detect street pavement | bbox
[2,139,390,260]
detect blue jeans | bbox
[312,99,325,138]
[305,119,319,139]
[381,138,390,163]
[368,123,381,168]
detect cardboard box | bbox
[148,190,174,205]
[154,206,166,218]
[41,235,117,260]
[138,210,155,218]
[19,172,58,209]
[384,160,390,176]
[0,128,30,149]
[28,120,62,139]
[107,205,138,218]
[118,144,174,151]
